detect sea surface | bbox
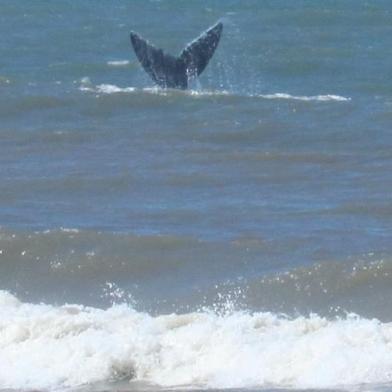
[1,1,392,391]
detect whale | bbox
[130,22,223,89]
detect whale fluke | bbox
[130,22,223,89]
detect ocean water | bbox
[1,1,392,391]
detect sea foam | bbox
[107,60,130,67]
[78,79,350,102]
[79,78,136,94]
[0,291,392,390]
[257,93,351,102]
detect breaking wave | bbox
[1,290,392,391]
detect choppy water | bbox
[1,1,392,391]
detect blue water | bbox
[2,1,392,390]
[1,0,392,309]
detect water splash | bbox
[79,78,351,102]
[1,291,392,391]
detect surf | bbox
[1,290,392,391]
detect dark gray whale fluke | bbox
[130,22,223,89]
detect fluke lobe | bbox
[130,22,223,89]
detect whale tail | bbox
[130,22,223,89]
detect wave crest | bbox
[1,291,392,390]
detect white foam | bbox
[79,79,136,94]
[188,90,350,102]
[1,291,392,390]
[187,90,350,101]
[257,93,351,102]
[186,90,350,101]
[107,60,130,67]
[188,89,231,97]
[78,79,350,102]
[60,227,80,233]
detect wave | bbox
[0,290,391,391]
[0,95,70,117]
[107,60,130,67]
[79,79,351,102]
[0,227,391,319]
[256,92,351,102]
